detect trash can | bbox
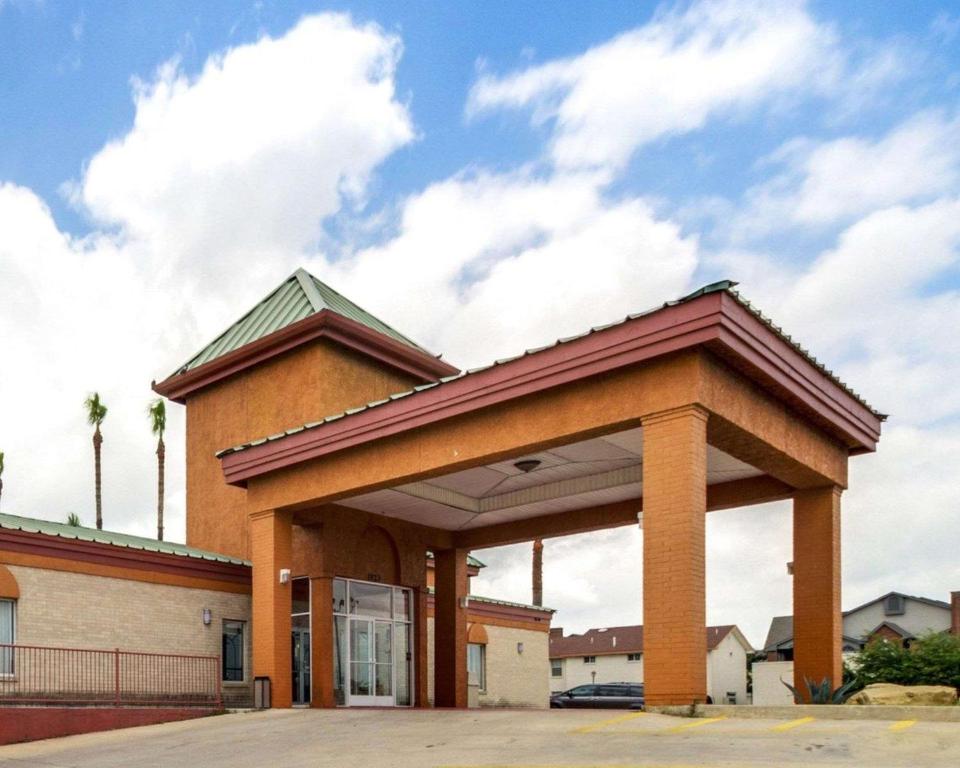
[254,676,272,709]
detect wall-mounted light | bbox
[786,561,794,576]
[279,568,291,584]
[202,608,212,626]
[517,642,524,654]
[459,596,470,609]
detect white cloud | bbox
[320,169,697,367]
[468,0,842,173]
[75,14,413,286]
[729,111,960,239]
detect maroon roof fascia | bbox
[220,291,883,487]
[0,528,251,586]
[153,310,459,404]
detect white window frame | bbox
[0,598,15,678]
[583,655,596,664]
[627,653,642,662]
[468,642,486,692]
[550,659,563,677]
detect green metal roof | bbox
[0,512,249,566]
[175,268,435,375]
[427,550,485,569]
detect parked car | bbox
[550,683,644,709]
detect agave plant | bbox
[782,676,859,704]
[66,513,81,527]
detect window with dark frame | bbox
[222,619,245,682]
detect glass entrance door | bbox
[292,627,311,705]
[335,578,412,707]
[348,618,394,706]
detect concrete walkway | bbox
[1,708,959,768]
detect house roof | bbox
[172,268,437,375]
[0,512,249,566]
[865,621,915,640]
[549,624,748,659]
[217,280,885,460]
[762,592,952,651]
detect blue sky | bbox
[1,0,959,643]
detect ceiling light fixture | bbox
[513,459,541,473]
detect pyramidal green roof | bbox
[0,512,249,566]
[177,268,434,374]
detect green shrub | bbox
[852,632,960,690]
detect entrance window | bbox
[222,620,244,682]
[291,578,311,705]
[333,578,413,707]
[467,643,486,691]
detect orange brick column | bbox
[642,405,708,706]
[310,575,335,708]
[415,586,430,707]
[433,548,468,708]
[250,509,293,708]
[793,486,842,695]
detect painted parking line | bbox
[572,711,646,734]
[771,716,815,732]
[889,719,916,732]
[666,716,727,733]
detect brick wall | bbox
[7,564,253,707]
[427,618,549,708]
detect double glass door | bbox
[348,618,394,706]
[333,578,412,707]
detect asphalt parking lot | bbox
[1,708,958,768]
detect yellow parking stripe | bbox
[667,716,726,733]
[889,719,916,731]
[771,716,815,732]
[572,711,646,734]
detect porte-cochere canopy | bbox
[159,276,884,708]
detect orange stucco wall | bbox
[185,339,420,558]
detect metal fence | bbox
[0,643,221,707]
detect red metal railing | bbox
[0,644,221,708]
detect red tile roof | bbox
[549,624,737,658]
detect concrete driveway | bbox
[1,708,958,768]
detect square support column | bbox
[793,486,842,694]
[310,575,335,708]
[433,548,468,708]
[250,509,293,708]
[642,405,708,706]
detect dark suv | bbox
[550,683,644,709]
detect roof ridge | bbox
[293,267,328,313]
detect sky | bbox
[1,0,959,649]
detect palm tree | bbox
[149,399,166,541]
[84,393,108,530]
[0,451,5,512]
[66,513,81,527]
[532,538,544,607]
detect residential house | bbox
[549,624,753,704]
[753,590,960,705]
